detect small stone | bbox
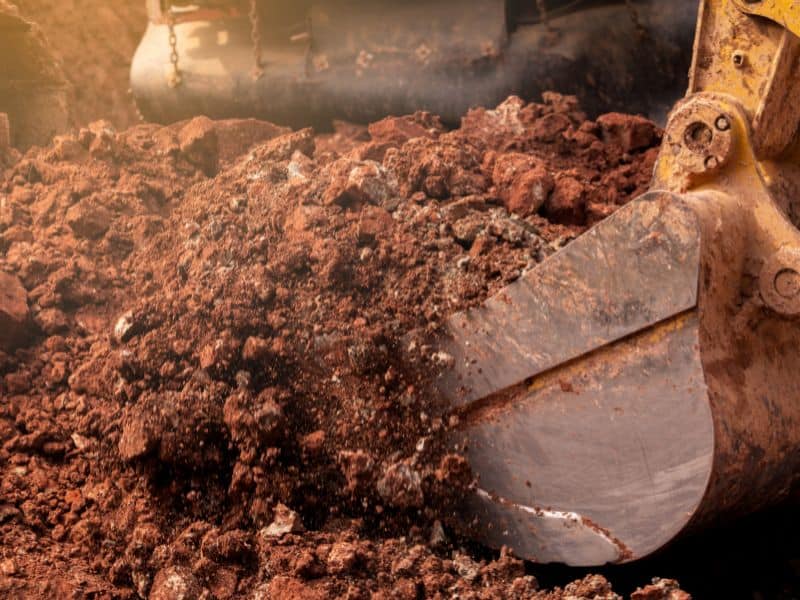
[506,167,554,216]
[65,198,113,239]
[150,565,203,600]
[492,153,554,217]
[452,216,483,244]
[228,196,247,212]
[563,574,620,600]
[242,336,270,362]
[52,135,87,162]
[254,393,283,438]
[430,351,454,368]
[631,578,691,600]
[376,461,424,508]
[544,176,586,225]
[338,450,376,494]
[118,409,158,461]
[357,205,393,242]
[596,112,659,153]
[287,150,315,182]
[71,432,93,451]
[300,430,326,455]
[323,159,397,206]
[284,204,328,233]
[469,233,494,258]
[510,576,541,596]
[459,96,526,149]
[368,115,430,145]
[0,558,17,576]
[452,552,480,583]
[224,388,284,448]
[113,310,135,343]
[234,370,252,388]
[213,118,290,162]
[260,503,305,538]
[34,307,69,335]
[429,520,447,548]
[198,333,240,371]
[179,116,219,176]
[86,120,117,157]
[531,112,573,143]
[327,541,358,575]
[255,128,315,162]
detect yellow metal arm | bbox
[733,0,800,38]
[689,0,800,160]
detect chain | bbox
[167,12,182,88]
[249,0,264,79]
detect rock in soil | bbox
[0,272,31,350]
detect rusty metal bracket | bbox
[690,0,800,159]
[654,92,800,316]
[732,0,800,38]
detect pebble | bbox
[260,503,305,539]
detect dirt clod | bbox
[0,272,30,350]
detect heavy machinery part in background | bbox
[407,0,800,566]
[0,1,68,150]
[131,0,697,128]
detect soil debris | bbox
[0,93,681,598]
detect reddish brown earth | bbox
[0,94,687,598]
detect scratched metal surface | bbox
[432,194,702,407]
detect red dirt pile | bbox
[0,94,682,598]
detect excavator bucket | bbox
[131,0,697,127]
[418,162,800,566]
[0,1,68,151]
[405,1,800,566]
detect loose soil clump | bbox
[0,94,678,598]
